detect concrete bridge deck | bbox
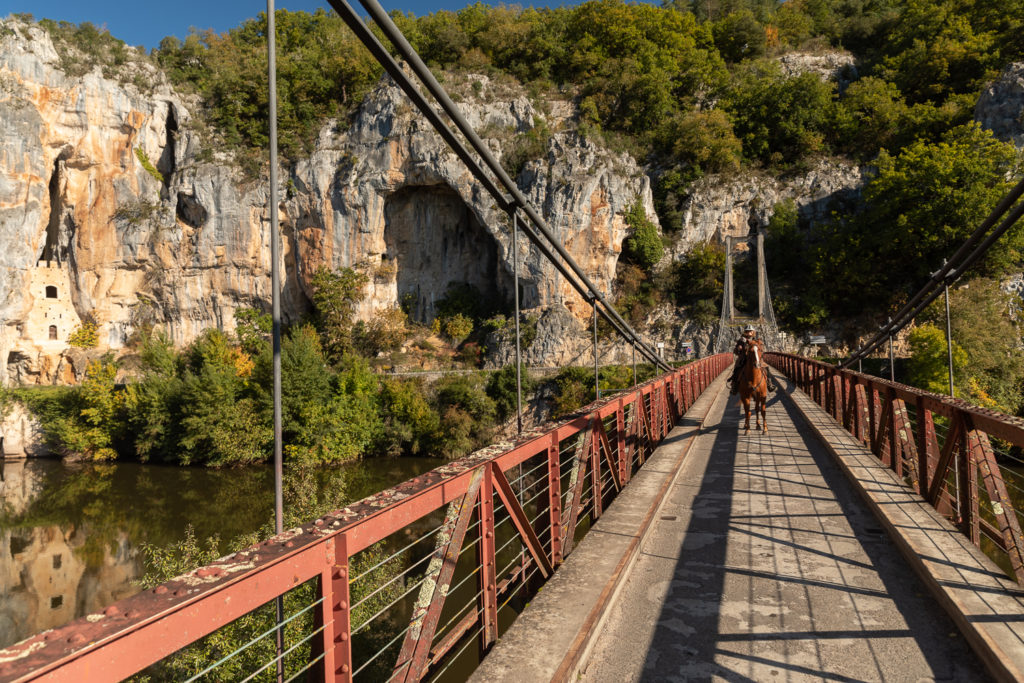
[475,371,1013,682]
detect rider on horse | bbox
[728,325,776,395]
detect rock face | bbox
[0,21,657,385]
[776,51,857,88]
[1,403,45,458]
[976,62,1024,149]
[669,158,865,258]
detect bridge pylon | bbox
[715,231,783,353]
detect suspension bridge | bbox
[5,0,1024,680]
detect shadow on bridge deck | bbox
[580,376,988,682]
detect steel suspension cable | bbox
[352,0,669,369]
[842,176,1024,368]
[325,0,670,371]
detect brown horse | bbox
[738,339,768,433]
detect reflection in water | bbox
[0,457,439,649]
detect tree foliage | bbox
[311,265,370,363]
[794,124,1022,318]
[906,323,967,395]
[621,201,664,271]
[918,279,1024,413]
[155,9,382,159]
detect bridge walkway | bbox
[575,374,988,681]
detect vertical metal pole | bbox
[724,236,735,321]
[887,317,894,382]
[756,231,766,321]
[267,4,284,682]
[944,277,955,397]
[593,300,600,400]
[632,342,637,387]
[858,358,862,374]
[512,211,523,434]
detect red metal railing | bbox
[768,352,1024,583]
[0,354,730,682]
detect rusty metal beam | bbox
[478,465,498,647]
[0,356,732,682]
[968,420,1024,582]
[892,398,917,482]
[926,415,964,507]
[492,464,555,578]
[595,418,622,494]
[561,429,592,556]
[393,468,484,683]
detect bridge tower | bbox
[715,231,783,352]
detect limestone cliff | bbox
[0,20,656,385]
[976,62,1024,150]
[668,158,865,260]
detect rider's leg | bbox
[729,360,742,394]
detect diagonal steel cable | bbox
[324,0,671,371]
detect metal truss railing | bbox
[0,354,730,683]
[770,352,1024,584]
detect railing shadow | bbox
[633,383,985,681]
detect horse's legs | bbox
[760,396,768,432]
[741,396,751,432]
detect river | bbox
[0,456,440,650]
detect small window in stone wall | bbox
[45,285,57,299]
[49,325,57,340]
[50,596,63,609]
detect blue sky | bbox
[0,1,575,50]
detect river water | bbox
[0,456,440,650]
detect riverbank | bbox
[0,456,440,649]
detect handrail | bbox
[0,354,731,682]
[769,352,1024,583]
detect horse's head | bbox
[745,339,763,369]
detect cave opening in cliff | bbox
[176,193,208,228]
[40,148,72,264]
[384,185,503,323]
[156,103,177,194]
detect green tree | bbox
[674,242,725,308]
[906,323,966,394]
[712,10,767,62]
[433,375,496,457]
[311,265,369,363]
[838,76,913,158]
[724,60,841,167]
[125,333,184,462]
[763,199,828,331]
[920,279,1024,413]
[283,355,383,464]
[251,324,334,446]
[874,0,998,105]
[379,377,441,456]
[441,313,474,344]
[810,124,1022,317]
[552,366,594,417]
[176,330,269,466]
[621,201,664,271]
[233,307,271,356]
[486,364,536,421]
[47,359,126,461]
[68,321,100,348]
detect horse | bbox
[738,339,768,433]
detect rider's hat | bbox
[743,324,756,333]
